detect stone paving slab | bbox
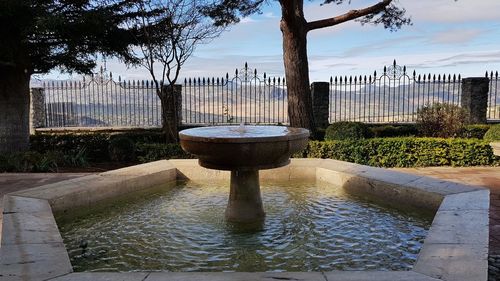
[414,243,489,281]
[51,272,149,281]
[324,271,440,281]
[145,272,325,281]
[438,190,490,211]
[424,209,489,245]
[1,210,63,245]
[0,242,72,280]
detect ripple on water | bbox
[57,180,432,272]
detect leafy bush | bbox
[136,143,194,163]
[302,138,497,168]
[30,133,109,161]
[484,124,500,142]
[108,136,136,162]
[325,122,371,140]
[0,150,88,172]
[369,124,418,138]
[416,103,468,138]
[459,124,491,139]
[30,130,167,162]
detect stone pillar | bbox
[162,84,182,124]
[310,82,330,128]
[461,77,489,124]
[225,170,265,223]
[161,84,182,142]
[30,87,46,134]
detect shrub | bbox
[416,103,468,138]
[108,136,136,162]
[0,150,78,172]
[30,133,109,161]
[459,124,491,139]
[136,143,194,163]
[484,124,500,142]
[302,138,497,168]
[369,124,418,138]
[325,122,371,140]
[30,130,168,162]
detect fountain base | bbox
[225,170,265,223]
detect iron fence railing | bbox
[487,71,499,121]
[39,62,500,128]
[182,63,287,125]
[329,62,499,123]
[43,74,160,127]
[329,63,462,123]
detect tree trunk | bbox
[279,0,315,132]
[158,85,181,143]
[0,66,31,152]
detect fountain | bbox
[179,125,309,223]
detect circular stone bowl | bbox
[179,126,310,171]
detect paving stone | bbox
[51,272,149,281]
[2,195,52,214]
[1,211,63,245]
[424,209,489,245]
[0,243,72,280]
[145,272,325,281]
[404,176,482,196]
[325,271,439,280]
[414,243,488,281]
[439,190,490,211]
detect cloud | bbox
[429,28,483,44]
[401,0,500,23]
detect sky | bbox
[40,0,500,82]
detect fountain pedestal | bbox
[179,126,309,223]
[226,170,264,222]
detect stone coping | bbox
[0,159,489,281]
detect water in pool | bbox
[56,180,432,272]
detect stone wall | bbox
[30,88,46,134]
[461,77,490,124]
[310,82,330,128]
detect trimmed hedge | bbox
[301,137,498,168]
[0,149,88,172]
[460,124,491,139]
[136,143,194,163]
[369,124,418,138]
[325,122,371,140]
[30,131,166,162]
[484,124,500,142]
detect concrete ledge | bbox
[0,159,490,281]
[491,142,500,156]
[11,160,177,212]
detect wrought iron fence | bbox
[329,62,499,123]
[42,64,287,127]
[487,71,499,121]
[182,63,288,125]
[43,73,161,127]
[329,62,463,123]
[40,62,499,128]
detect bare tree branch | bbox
[307,0,392,32]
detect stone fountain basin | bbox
[179,126,309,170]
[0,159,490,281]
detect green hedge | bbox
[484,124,500,142]
[136,143,194,163]
[325,122,372,140]
[30,131,166,162]
[0,149,88,172]
[460,124,491,139]
[301,137,498,167]
[368,124,418,138]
